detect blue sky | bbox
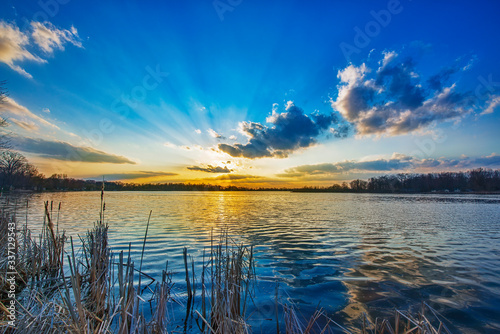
[1,0,499,186]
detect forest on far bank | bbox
[1,149,499,194]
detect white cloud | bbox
[266,110,278,123]
[164,141,205,152]
[1,97,84,144]
[285,100,294,110]
[0,21,46,78]
[195,129,201,134]
[0,20,82,78]
[462,55,477,71]
[164,142,177,148]
[337,63,369,85]
[208,128,223,138]
[9,118,39,131]
[481,95,500,115]
[379,50,397,69]
[2,96,60,129]
[31,22,82,54]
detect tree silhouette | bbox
[0,151,38,189]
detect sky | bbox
[0,0,500,187]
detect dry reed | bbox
[193,229,254,334]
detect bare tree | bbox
[0,150,36,189]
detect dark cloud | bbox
[279,154,500,178]
[376,57,426,109]
[440,154,500,169]
[330,124,351,138]
[13,136,136,164]
[218,105,346,159]
[335,85,375,121]
[94,171,178,181]
[332,52,482,135]
[348,159,413,171]
[187,165,232,173]
[279,156,412,177]
[472,154,500,166]
[418,159,441,168]
[427,67,459,91]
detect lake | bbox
[3,191,500,333]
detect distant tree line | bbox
[295,168,500,193]
[2,163,499,193]
[366,169,500,192]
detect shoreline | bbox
[3,189,500,195]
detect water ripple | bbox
[2,191,499,333]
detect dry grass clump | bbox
[0,200,66,326]
[280,301,451,334]
[8,288,73,333]
[193,230,254,334]
[364,303,452,334]
[0,194,174,333]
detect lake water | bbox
[3,191,500,333]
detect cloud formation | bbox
[0,21,45,78]
[218,103,346,159]
[0,20,82,78]
[279,153,500,178]
[1,96,60,129]
[482,96,500,115]
[31,22,81,54]
[208,129,224,139]
[98,171,178,181]
[187,165,232,173]
[331,51,492,136]
[13,136,136,164]
[9,119,38,131]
